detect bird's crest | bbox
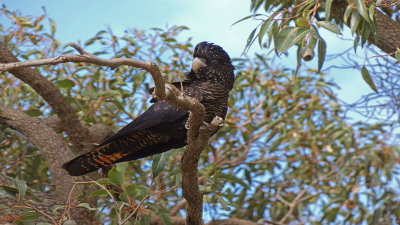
[190,42,235,88]
[194,42,232,64]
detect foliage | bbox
[235,0,396,91]
[1,6,400,225]
[238,0,400,126]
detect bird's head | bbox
[188,42,235,89]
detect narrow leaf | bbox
[217,195,231,211]
[350,11,361,33]
[316,21,342,35]
[258,18,271,46]
[0,185,18,198]
[51,205,65,215]
[49,18,56,36]
[78,203,98,211]
[232,14,262,26]
[218,173,249,189]
[152,151,173,178]
[353,35,360,52]
[12,178,27,202]
[344,5,354,25]
[318,39,327,72]
[19,211,42,221]
[369,4,376,22]
[325,0,333,19]
[243,27,257,53]
[268,20,279,47]
[351,0,371,23]
[88,189,108,199]
[160,212,172,225]
[275,27,308,53]
[361,66,378,93]
[310,25,323,40]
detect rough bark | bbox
[0,44,221,225]
[0,103,76,200]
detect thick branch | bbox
[0,104,76,200]
[331,0,400,56]
[182,117,224,225]
[0,43,89,152]
[0,43,223,225]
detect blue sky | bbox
[3,0,374,116]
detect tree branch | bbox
[0,104,76,200]
[0,43,89,152]
[0,43,225,225]
[182,117,224,225]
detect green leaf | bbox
[164,38,176,42]
[88,189,109,199]
[121,37,137,45]
[316,21,342,35]
[19,211,42,221]
[84,37,99,46]
[25,108,43,117]
[361,66,378,93]
[325,0,333,19]
[160,212,172,225]
[243,27,257,53]
[369,4,376,22]
[353,35,360,52]
[275,27,308,53]
[343,5,354,25]
[217,173,249,189]
[152,151,172,178]
[308,35,317,50]
[395,49,400,63]
[55,79,75,89]
[49,18,56,36]
[104,102,119,114]
[139,213,151,225]
[216,195,231,211]
[51,205,65,215]
[0,185,18,198]
[310,25,323,40]
[350,11,361,33]
[78,203,98,211]
[350,0,370,23]
[108,166,124,186]
[317,39,326,72]
[258,18,271,46]
[360,20,371,47]
[116,161,129,173]
[12,178,27,202]
[232,14,262,26]
[295,17,309,28]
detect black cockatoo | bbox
[62,42,235,176]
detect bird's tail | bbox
[62,143,129,176]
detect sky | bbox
[2,0,374,113]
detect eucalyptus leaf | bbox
[361,66,378,93]
[152,151,173,178]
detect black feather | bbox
[62,42,235,176]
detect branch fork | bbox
[0,43,220,225]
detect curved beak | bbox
[192,57,207,73]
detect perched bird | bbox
[62,42,235,176]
